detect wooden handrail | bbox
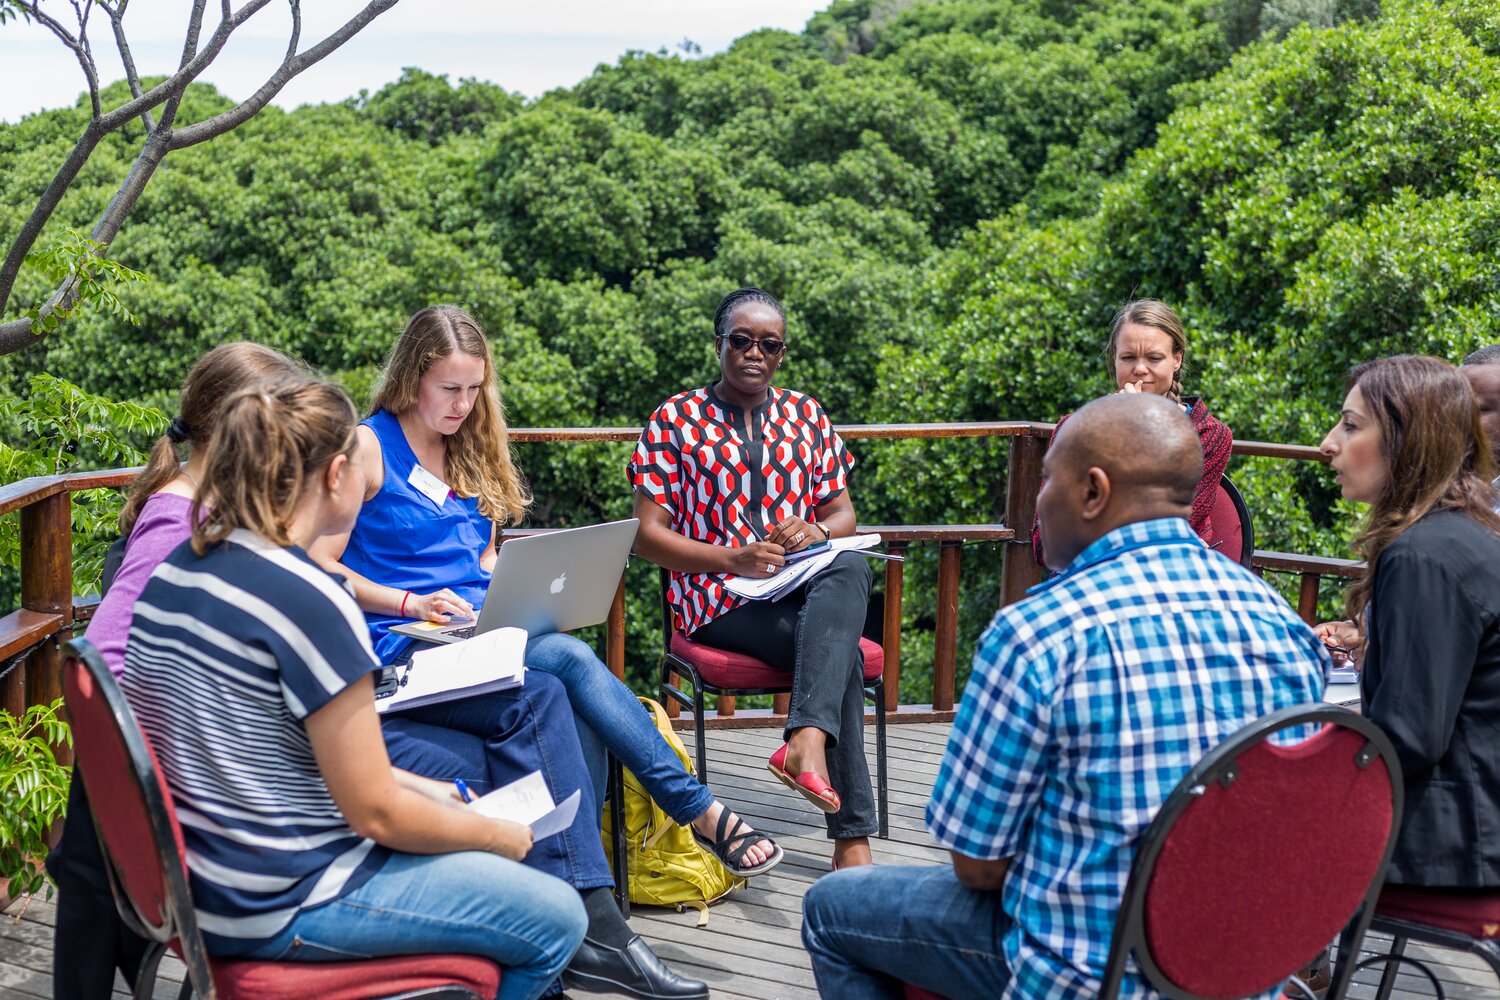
[0,421,1356,729]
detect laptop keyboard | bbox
[444,625,477,641]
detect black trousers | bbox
[46,778,150,999]
[693,551,876,840]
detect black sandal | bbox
[691,810,784,878]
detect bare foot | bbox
[693,801,774,869]
[832,837,873,870]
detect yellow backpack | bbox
[600,697,745,923]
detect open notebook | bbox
[375,626,527,714]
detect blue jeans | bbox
[801,865,1013,999]
[239,850,587,1000]
[523,632,714,826]
[381,670,612,891]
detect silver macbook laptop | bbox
[389,518,639,645]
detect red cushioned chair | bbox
[657,568,889,838]
[61,638,502,1000]
[1204,473,1254,569]
[1336,885,1500,999]
[1099,703,1403,1000]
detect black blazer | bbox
[1363,509,1500,887]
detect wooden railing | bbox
[0,423,1363,731]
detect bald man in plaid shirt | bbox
[803,394,1328,999]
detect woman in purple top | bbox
[51,343,302,999]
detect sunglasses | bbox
[724,333,786,357]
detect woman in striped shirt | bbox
[123,375,585,1000]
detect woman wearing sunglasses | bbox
[630,287,878,872]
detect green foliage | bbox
[21,229,148,335]
[0,375,166,601]
[359,68,523,144]
[0,700,71,901]
[3,0,1492,695]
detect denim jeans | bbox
[523,631,714,826]
[802,865,1014,999]
[381,669,612,891]
[692,552,876,839]
[237,849,587,1000]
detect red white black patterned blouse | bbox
[629,383,853,635]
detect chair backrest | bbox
[1100,703,1403,1000]
[62,638,218,997]
[1209,473,1255,568]
[101,534,128,596]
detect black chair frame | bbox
[1099,704,1404,1000]
[63,638,488,1000]
[1219,473,1255,569]
[1345,911,1500,1000]
[655,568,889,839]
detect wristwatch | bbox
[815,522,832,541]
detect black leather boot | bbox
[562,933,709,999]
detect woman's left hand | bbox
[767,516,821,553]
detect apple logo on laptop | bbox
[550,573,567,595]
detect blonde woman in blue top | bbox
[312,306,780,998]
[123,374,586,1000]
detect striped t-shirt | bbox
[122,529,390,954]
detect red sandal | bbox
[768,743,841,814]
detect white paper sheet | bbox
[470,770,582,842]
[724,533,884,601]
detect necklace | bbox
[180,467,200,488]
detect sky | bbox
[0,1,830,123]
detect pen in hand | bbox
[454,778,474,804]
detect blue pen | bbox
[454,778,474,804]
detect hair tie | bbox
[166,416,192,443]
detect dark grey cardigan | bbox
[1363,508,1500,887]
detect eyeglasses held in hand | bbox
[725,333,786,356]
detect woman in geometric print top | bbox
[631,287,878,871]
[122,374,585,1000]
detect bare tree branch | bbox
[171,0,397,150]
[98,0,154,133]
[0,0,274,314]
[94,0,275,133]
[15,1,101,117]
[159,0,210,126]
[0,0,404,357]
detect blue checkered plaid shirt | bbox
[927,517,1328,999]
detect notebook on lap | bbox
[388,518,639,645]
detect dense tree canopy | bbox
[5,0,1495,695]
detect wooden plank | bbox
[0,610,62,662]
[4,721,1483,1000]
[1253,550,1366,577]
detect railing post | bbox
[19,493,72,713]
[1297,573,1322,626]
[881,542,906,713]
[1000,431,1049,606]
[932,542,961,712]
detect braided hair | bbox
[713,287,784,341]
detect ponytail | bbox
[120,342,302,535]
[191,377,358,554]
[120,436,190,535]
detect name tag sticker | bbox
[408,465,451,508]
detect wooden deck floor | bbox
[3,722,1496,999]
